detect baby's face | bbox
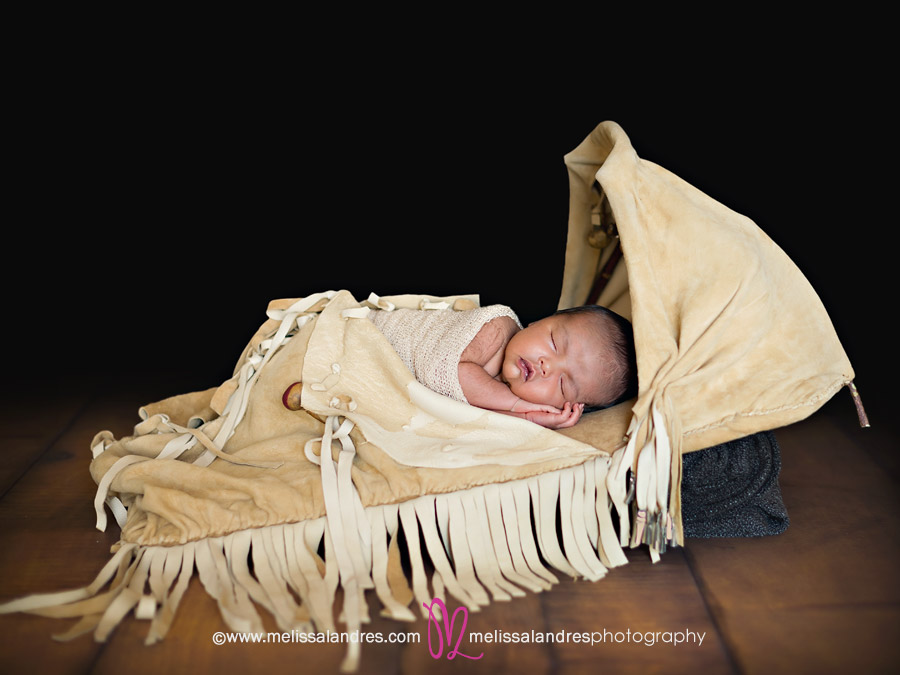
[500,312,610,409]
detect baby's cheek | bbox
[519,381,562,408]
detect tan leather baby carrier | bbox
[0,120,861,672]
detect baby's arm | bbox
[458,316,522,411]
[458,317,559,415]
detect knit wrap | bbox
[370,304,521,403]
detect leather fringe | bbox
[0,452,636,672]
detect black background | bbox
[4,48,892,411]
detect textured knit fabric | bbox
[370,305,522,403]
[681,430,789,538]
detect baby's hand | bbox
[521,402,585,430]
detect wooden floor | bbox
[0,375,897,675]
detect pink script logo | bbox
[423,598,484,661]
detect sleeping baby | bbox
[370,304,637,429]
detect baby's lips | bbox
[517,357,530,381]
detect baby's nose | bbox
[539,357,553,377]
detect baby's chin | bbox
[505,378,525,399]
[500,360,520,388]
[509,388,526,404]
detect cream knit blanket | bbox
[370,304,521,403]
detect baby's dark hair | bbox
[552,304,638,411]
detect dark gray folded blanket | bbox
[680,430,789,538]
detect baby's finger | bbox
[556,403,584,429]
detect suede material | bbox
[91,292,608,547]
[89,121,854,550]
[558,121,854,455]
